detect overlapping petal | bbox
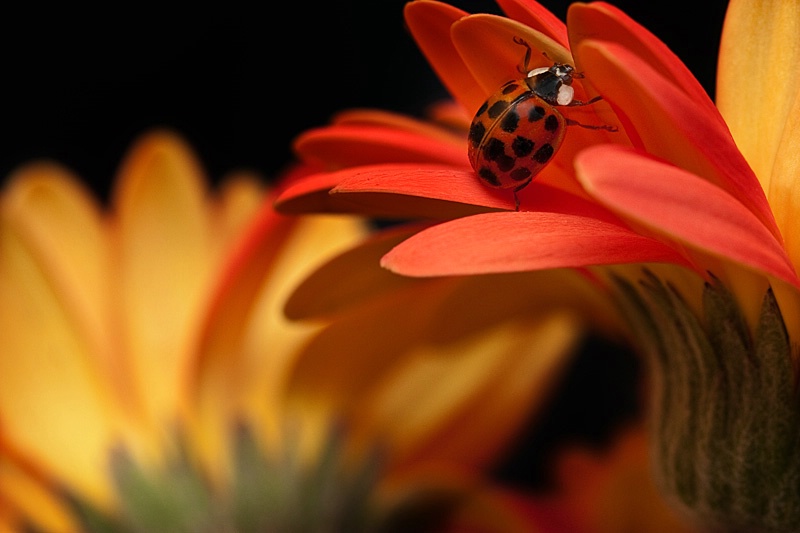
[382,211,690,278]
[575,145,800,288]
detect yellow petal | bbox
[209,171,267,257]
[0,192,118,506]
[111,130,214,430]
[717,0,800,194]
[766,90,800,269]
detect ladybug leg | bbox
[564,117,618,132]
[513,36,533,74]
[568,95,604,106]
[512,182,529,211]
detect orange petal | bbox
[331,108,467,146]
[451,14,572,103]
[381,211,689,277]
[110,130,215,429]
[284,224,431,320]
[0,184,119,506]
[495,0,569,48]
[769,91,800,271]
[404,0,485,113]
[294,123,467,169]
[574,39,781,241]
[576,145,799,288]
[717,0,800,193]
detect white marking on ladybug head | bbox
[556,84,574,106]
[527,66,550,78]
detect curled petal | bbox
[495,0,569,48]
[404,0,484,113]
[576,145,800,288]
[717,0,800,192]
[575,39,781,241]
[381,211,689,277]
[568,2,713,106]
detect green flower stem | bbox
[614,271,800,533]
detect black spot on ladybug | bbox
[510,167,532,182]
[545,115,559,131]
[479,167,501,187]
[512,136,534,157]
[533,143,554,163]
[488,100,509,119]
[496,154,515,172]
[500,110,520,133]
[476,101,488,117]
[483,138,506,161]
[469,121,486,147]
[529,106,545,121]
[502,83,519,94]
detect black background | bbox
[3,0,729,199]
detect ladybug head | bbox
[527,62,578,106]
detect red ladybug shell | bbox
[468,79,566,190]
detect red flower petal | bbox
[294,123,467,169]
[574,39,782,241]
[576,145,800,288]
[381,211,689,277]
[495,0,570,48]
[404,1,485,113]
[567,2,713,106]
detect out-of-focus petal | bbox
[111,130,215,429]
[767,91,800,270]
[404,0,484,113]
[717,0,800,193]
[576,145,800,288]
[0,196,119,507]
[495,0,569,48]
[285,224,432,320]
[0,449,79,533]
[294,123,467,170]
[575,39,782,241]
[568,2,714,106]
[209,171,266,257]
[366,311,580,473]
[381,211,689,277]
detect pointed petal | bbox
[294,123,467,169]
[111,130,215,428]
[381,211,688,277]
[568,2,712,105]
[717,0,800,192]
[495,0,569,48]
[404,0,485,113]
[0,193,118,506]
[574,39,781,241]
[576,145,799,288]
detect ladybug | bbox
[468,37,617,209]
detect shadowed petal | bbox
[576,145,800,288]
[717,0,800,193]
[381,211,688,277]
[294,123,467,169]
[574,39,781,241]
[568,2,714,106]
[404,0,485,113]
